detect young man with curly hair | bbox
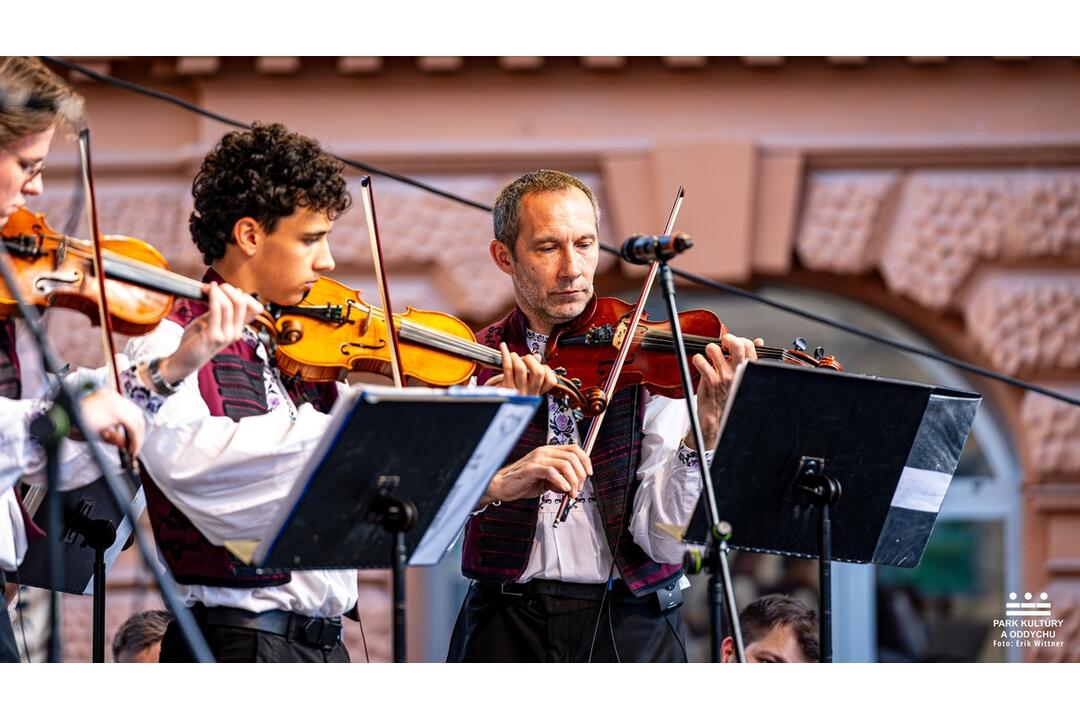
[121,122,358,662]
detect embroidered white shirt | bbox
[516,329,711,584]
[124,320,357,617]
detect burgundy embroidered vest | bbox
[141,273,338,588]
[461,305,682,597]
[0,318,46,543]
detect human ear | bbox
[233,217,261,257]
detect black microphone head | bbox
[620,234,653,264]
[673,233,694,252]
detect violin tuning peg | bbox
[792,336,807,352]
[572,409,585,424]
[814,346,825,361]
[554,366,567,377]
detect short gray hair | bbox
[493,169,601,255]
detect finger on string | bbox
[217,282,235,339]
[511,353,529,392]
[694,355,720,387]
[522,354,545,394]
[499,343,512,382]
[221,283,249,336]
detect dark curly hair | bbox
[189,122,352,264]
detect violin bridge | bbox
[355,301,373,334]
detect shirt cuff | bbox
[470,499,501,516]
[25,398,51,454]
[676,441,713,469]
[120,363,168,415]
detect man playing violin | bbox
[124,122,552,662]
[447,169,761,662]
[0,56,260,662]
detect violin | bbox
[546,296,843,399]
[269,276,606,416]
[0,207,278,339]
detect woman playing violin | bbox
[447,169,762,663]
[0,56,260,663]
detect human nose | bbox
[314,239,335,272]
[559,247,581,280]
[22,172,44,197]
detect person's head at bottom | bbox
[112,609,173,663]
[722,593,819,663]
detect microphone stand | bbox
[0,251,214,663]
[641,248,746,663]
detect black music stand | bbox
[683,361,981,662]
[233,385,541,662]
[15,476,144,663]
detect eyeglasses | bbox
[3,147,46,182]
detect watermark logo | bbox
[1005,592,1050,617]
[993,591,1063,650]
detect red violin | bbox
[545,296,844,400]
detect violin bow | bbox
[554,186,685,527]
[358,176,405,388]
[76,127,137,467]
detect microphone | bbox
[619,233,694,265]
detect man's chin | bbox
[545,297,590,324]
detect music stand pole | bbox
[655,259,746,663]
[28,410,65,662]
[794,457,841,663]
[371,477,416,663]
[81,516,117,663]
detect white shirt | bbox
[512,330,709,584]
[0,319,123,572]
[124,320,357,617]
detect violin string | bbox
[642,339,788,359]
[60,238,208,299]
[297,297,502,366]
[44,57,1078,408]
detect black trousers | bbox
[159,613,350,663]
[447,580,687,662]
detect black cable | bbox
[607,594,621,663]
[586,387,640,663]
[357,609,371,663]
[597,241,1078,408]
[42,56,1078,410]
[586,582,609,663]
[664,611,688,661]
[41,57,491,212]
